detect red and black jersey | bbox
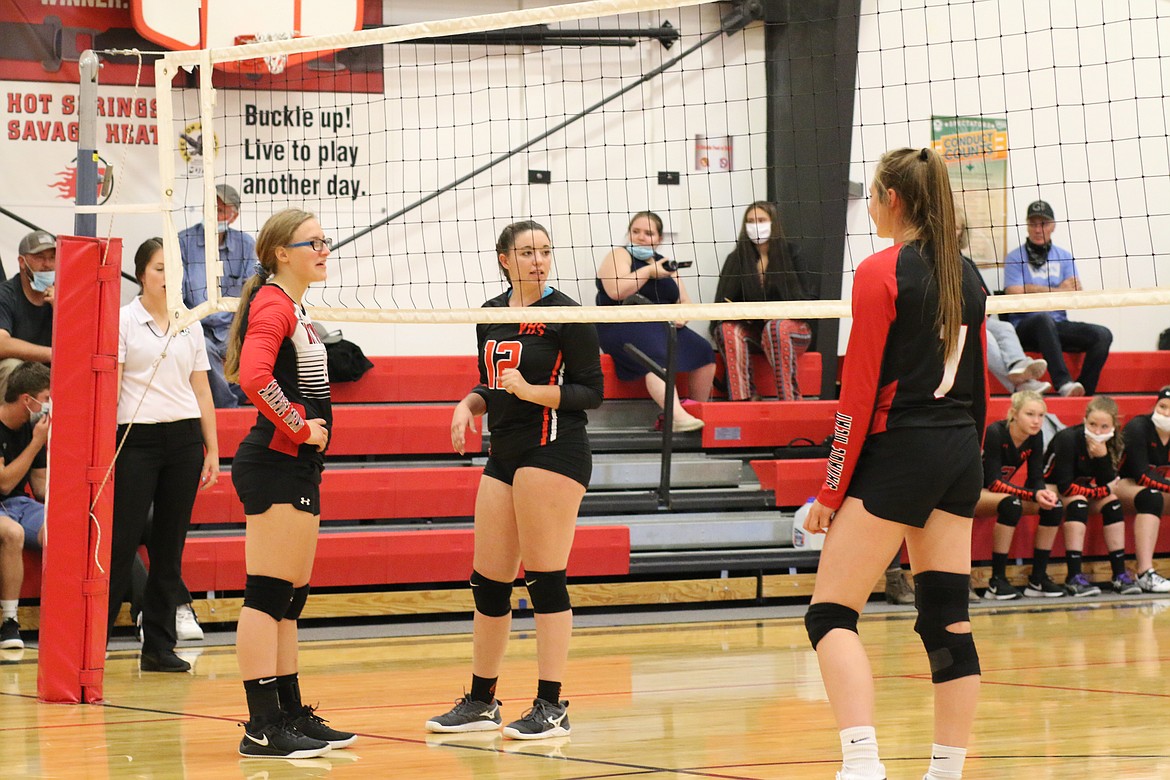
[236,283,331,464]
[982,419,1044,499]
[1044,424,1116,499]
[1120,415,1170,491]
[472,288,604,459]
[817,243,988,510]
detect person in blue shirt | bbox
[178,184,258,408]
[1002,200,1112,396]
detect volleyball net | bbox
[146,0,1170,330]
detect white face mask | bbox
[745,221,771,245]
[1084,428,1113,444]
[216,220,231,234]
[1152,412,1170,433]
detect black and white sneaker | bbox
[0,618,23,650]
[238,719,331,759]
[1023,575,1066,598]
[426,696,502,733]
[982,576,1022,600]
[502,698,571,740]
[287,704,357,748]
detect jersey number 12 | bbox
[484,339,522,389]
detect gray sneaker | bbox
[426,697,502,733]
[1137,568,1170,594]
[1064,573,1101,597]
[502,699,571,740]
[884,569,915,605]
[1113,571,1142,595]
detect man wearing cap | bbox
[178,184,258,408]
[1002,200,1112,396]
[0,232,56,400]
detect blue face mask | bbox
[626,243,655,261]
[217,220,231,234]
[27,397,50,425]
[30,270,55,292]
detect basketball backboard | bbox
[132,0,363,73]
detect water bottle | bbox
[791,497,825,550]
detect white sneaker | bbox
[1058,381,1085,397]
[175,603,204,641]
[1137,568,1170,594]
[1006,359,1031,385]
[1016,379,1052,394]
[1025,357,1048,380]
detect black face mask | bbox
[1024,240,1051,270]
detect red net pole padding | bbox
[37,235,121,704]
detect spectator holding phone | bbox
[595,211,714,431]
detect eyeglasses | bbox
[285,238,333,252]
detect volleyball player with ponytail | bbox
[225,209,355,758]
[802,148,988,780]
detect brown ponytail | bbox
[872,147,964,360]
[223,208,315,382]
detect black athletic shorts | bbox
[846,424,982,528]
[484,430,592,488]
[231,450,323,516]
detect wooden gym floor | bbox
[2,598,1169,779]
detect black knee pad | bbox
[242,574,295,621]
[1135,488,1165,516]
[1101,499,1124,526]
[996,496,1023,527]
[470,570,513,617]
[1065,500,1089,525]
[1038,504,1063,527]
[284,584,310,620]
[912,571,980,684]
[524,569,571,614]
[804,602,859,650]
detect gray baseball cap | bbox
[1025,200,1055,221]
[18,230,56,255]
[216,184,241,208]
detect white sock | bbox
[839,726,885,779]
[925,743,967,779]
[0,600,17,621]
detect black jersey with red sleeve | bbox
[1044,424,1115,499]
[982,419,1045,499]
[1120,415,1170,491]
[472,288,604,459]
[817,242,988,510]
[236,283,332,464]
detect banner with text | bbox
[931,115,1009,266]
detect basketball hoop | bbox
[234,31,296,75]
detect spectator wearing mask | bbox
[1002,200,1112,397]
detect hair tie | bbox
[1159,387,1170,402]
[919,148,930,161]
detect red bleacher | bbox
[216,405,477,457]
[22,351,1169,601]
